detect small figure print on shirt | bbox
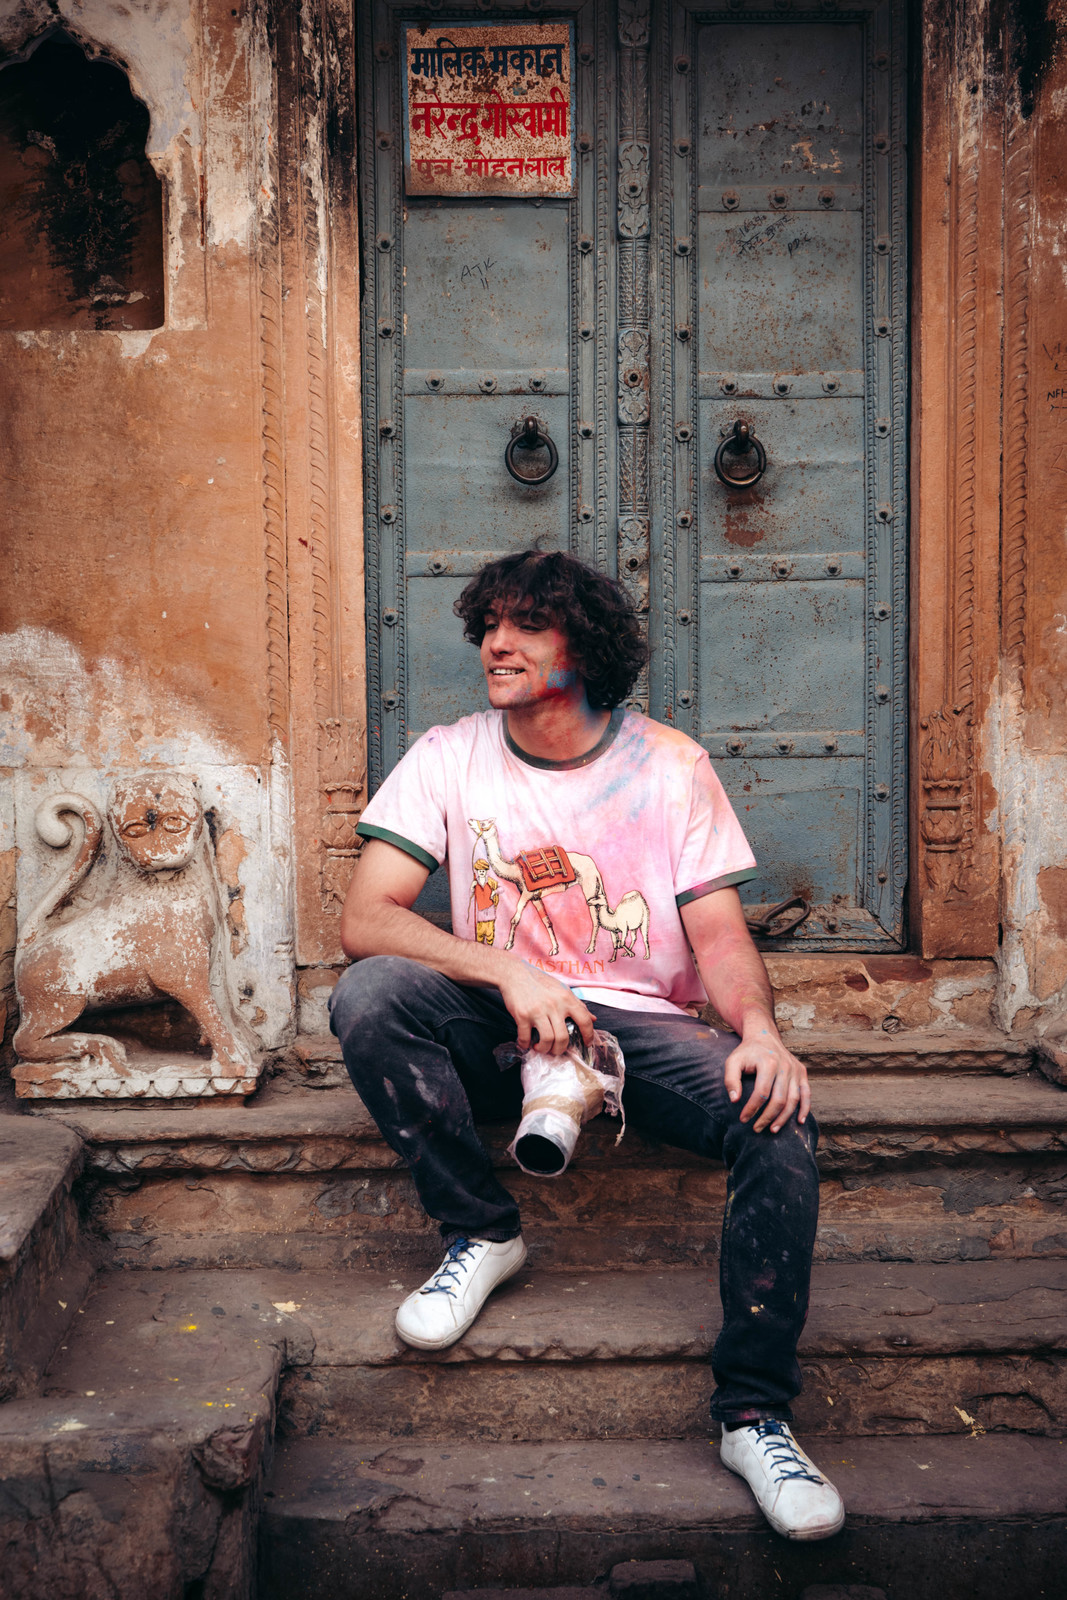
[468,816,651,962]
[468,857,499,945]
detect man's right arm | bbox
[339,838,594,1054]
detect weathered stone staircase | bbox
[2,1028,1067,1599]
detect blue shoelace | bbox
[752,1420,825,1485]
[420,1237,479,1298]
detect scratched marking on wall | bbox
[404,22,574,198]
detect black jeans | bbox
[329,955,820,1426]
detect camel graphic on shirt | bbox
[586,884,651,961]
[468,818,651,961]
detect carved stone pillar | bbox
[267,0,366,966]
[913,0,1003,956]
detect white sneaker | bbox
[720,1420,845,1540]
[394,1235,528,1350]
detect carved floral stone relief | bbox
[274,0,366,963]
[914,0,1004,956]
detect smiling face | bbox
[479,607,582,711]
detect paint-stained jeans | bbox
[329,955,820,1425]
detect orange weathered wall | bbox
[907,0,1067,1053]
[2,269,272,765]
[1,0,271,766]
[0,0,366,1056]
[996,0,1067,1043]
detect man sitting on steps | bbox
[331,547,845,1543]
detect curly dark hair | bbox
[454,548,649,710]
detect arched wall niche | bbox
[0,27,165,330]
[0,0,215,331]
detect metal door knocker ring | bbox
[506,416,559,486]
[744,896,811,940]
[714,419,767,489]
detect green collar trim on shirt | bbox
[504,706,625,771]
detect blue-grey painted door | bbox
[359,1,908,946]
[657,0,907,947]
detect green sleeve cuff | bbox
[675,866,759,908]
[355,823,440,874]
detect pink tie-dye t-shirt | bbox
[356,708,757,1016]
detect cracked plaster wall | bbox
[994,680,1067,1035]
[0,0,265,295]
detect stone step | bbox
[34,1073,1065,1270]
[11,1258,1066,1597]
[443,1593,602,1600]
[31,1073,1066,1176]
[0,1114,92,1399]
[259,1433,1067,1600]
[92,1187,1067,1274]
[39,1262,1067,1443]
[442,1591,603,1600]
[290,1029,1035,1080]
[88,1157,1067,1273]
[0,1272,285,1600]
[0,1390,271,1598]
[443,1560,701,1600]
[272,1260,1067,1442]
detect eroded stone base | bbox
[12,1046,262,1101]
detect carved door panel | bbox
[358,2,611,797]
[657,0,908,947]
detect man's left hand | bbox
[724,1028,811,1133]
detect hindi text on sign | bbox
[404,23,573,198]
[409,39,566,81]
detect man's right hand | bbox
[495,961,596,1056]
[343,840,596,1056]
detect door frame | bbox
[265,0,1015,967]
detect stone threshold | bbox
[294,954,1007,1053]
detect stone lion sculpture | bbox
[13,773,258,1086]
